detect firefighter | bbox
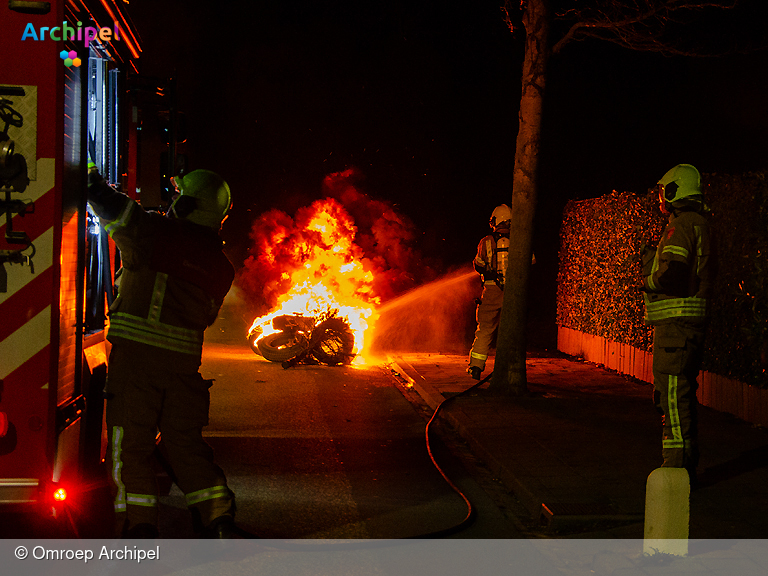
[467,204,535,379]
[87,168,238,538]
[641,163,713,483]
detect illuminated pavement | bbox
[152,307,524,539]
[388,352,768,539]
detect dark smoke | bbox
[322,168,441,302]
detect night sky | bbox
[128,0,768,331]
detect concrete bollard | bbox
[643,467,690,557]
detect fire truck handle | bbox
[24,244,34,273]
[0,243,34,272]
[5,198,34,216]
[0,97,23,130]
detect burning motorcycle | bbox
[248,311,356,368]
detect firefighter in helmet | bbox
[467,204,535,379]
[88,168,238,538]
[641,163,713,483]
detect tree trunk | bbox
[488,0,550,396]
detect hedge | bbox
[557,173,768,387]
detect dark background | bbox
[127,0,768,345]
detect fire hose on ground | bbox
[262,370,493,547]
[414,370,493,538]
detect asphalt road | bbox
[155,306,523,538]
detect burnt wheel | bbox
[247,331,261,354]
[257,332,309,363]
[309,318,355,365]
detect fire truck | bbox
[0,0,180,531]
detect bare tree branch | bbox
[501,0,524,36]
[551,0,741,56]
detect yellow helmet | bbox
[169,169,232,229]
[490,204,511,229]
[657,164,702,207]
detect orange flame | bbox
[248,199,379,361]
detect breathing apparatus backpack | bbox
[483,230,509,290]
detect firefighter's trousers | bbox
[652,322,705,472]
[106,346,234,535]
[469,284,503,371]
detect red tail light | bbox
[52,487,68,502]
[0,412,8,438]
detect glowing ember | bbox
[247,198,380,361]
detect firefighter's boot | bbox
[121,521,159,539]
[201,514,246,539]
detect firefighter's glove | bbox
[86,169,125,221]
[88,166,105,188]
[87,170,110,207]
[482,270,498,283]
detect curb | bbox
[387,355,645,531]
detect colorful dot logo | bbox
[59,50,82,67]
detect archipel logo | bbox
[21,21,122,66]
[60,50,82,68]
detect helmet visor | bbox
[655,183,671,214]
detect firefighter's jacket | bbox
[642,209,711,327]
[88,180,235,372]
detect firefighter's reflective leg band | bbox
[186,485,234,525]
[111,425,159,522]
[469,286,503,369]
[111,426,127,513]
[663,375,684,449]
[662,374,685,466]
[127,493,159,507]
[186,485,231,507]
[653,324,691,469]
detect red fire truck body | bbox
[0,0,143,517]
